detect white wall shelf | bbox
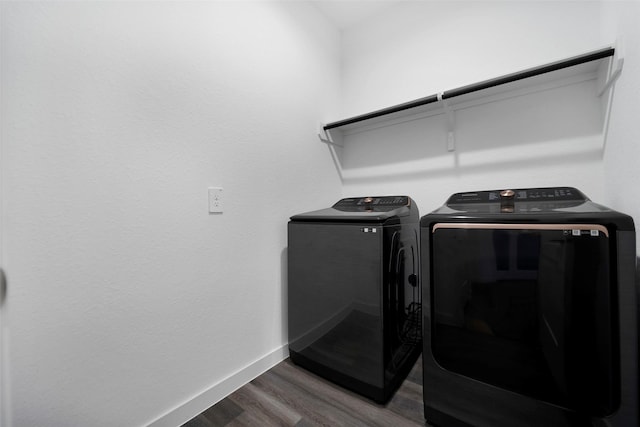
[319,46,622,150]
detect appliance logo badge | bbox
[361,227,377,233]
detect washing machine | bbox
[421,187,638,427]
[288,196,421,403]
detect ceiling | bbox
[309,0,404,30]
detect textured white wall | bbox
[337,1,612,215]
[600,1,640,249]
[340,1,605,118]
[0,2,341,426]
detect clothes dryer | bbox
[421,187,638,427]
[288,196,421,403]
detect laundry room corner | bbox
[2,1,640,426]
[599,1,640,255]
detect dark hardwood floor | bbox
[182,355,429,427]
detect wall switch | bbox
[208,187,223,213]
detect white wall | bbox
[341,1,607,118]
[0,2,341,426]
[600,1,640,246]
[338,1,612,216]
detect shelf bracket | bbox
[318,123,344,181]
[439,93,456,152]
[600,41,624,150]
[318,124,343,147]
[598,54,624,97]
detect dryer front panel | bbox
[429,223,616,417]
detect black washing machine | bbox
[421,187,638,427]
[288,196,421,403]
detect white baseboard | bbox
[146,345,289,427]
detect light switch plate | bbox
[208,187,223,213]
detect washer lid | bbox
[290,196,416,222]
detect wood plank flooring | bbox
[182,355,429,427]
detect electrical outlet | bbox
[208,187,223,213]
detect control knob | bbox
[500,189,515,213]
[363,197,374,211]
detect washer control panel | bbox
[333,196,410,212]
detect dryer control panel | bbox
[333,196,410,212]
[447,187,586,205]
[437,187,596,215]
